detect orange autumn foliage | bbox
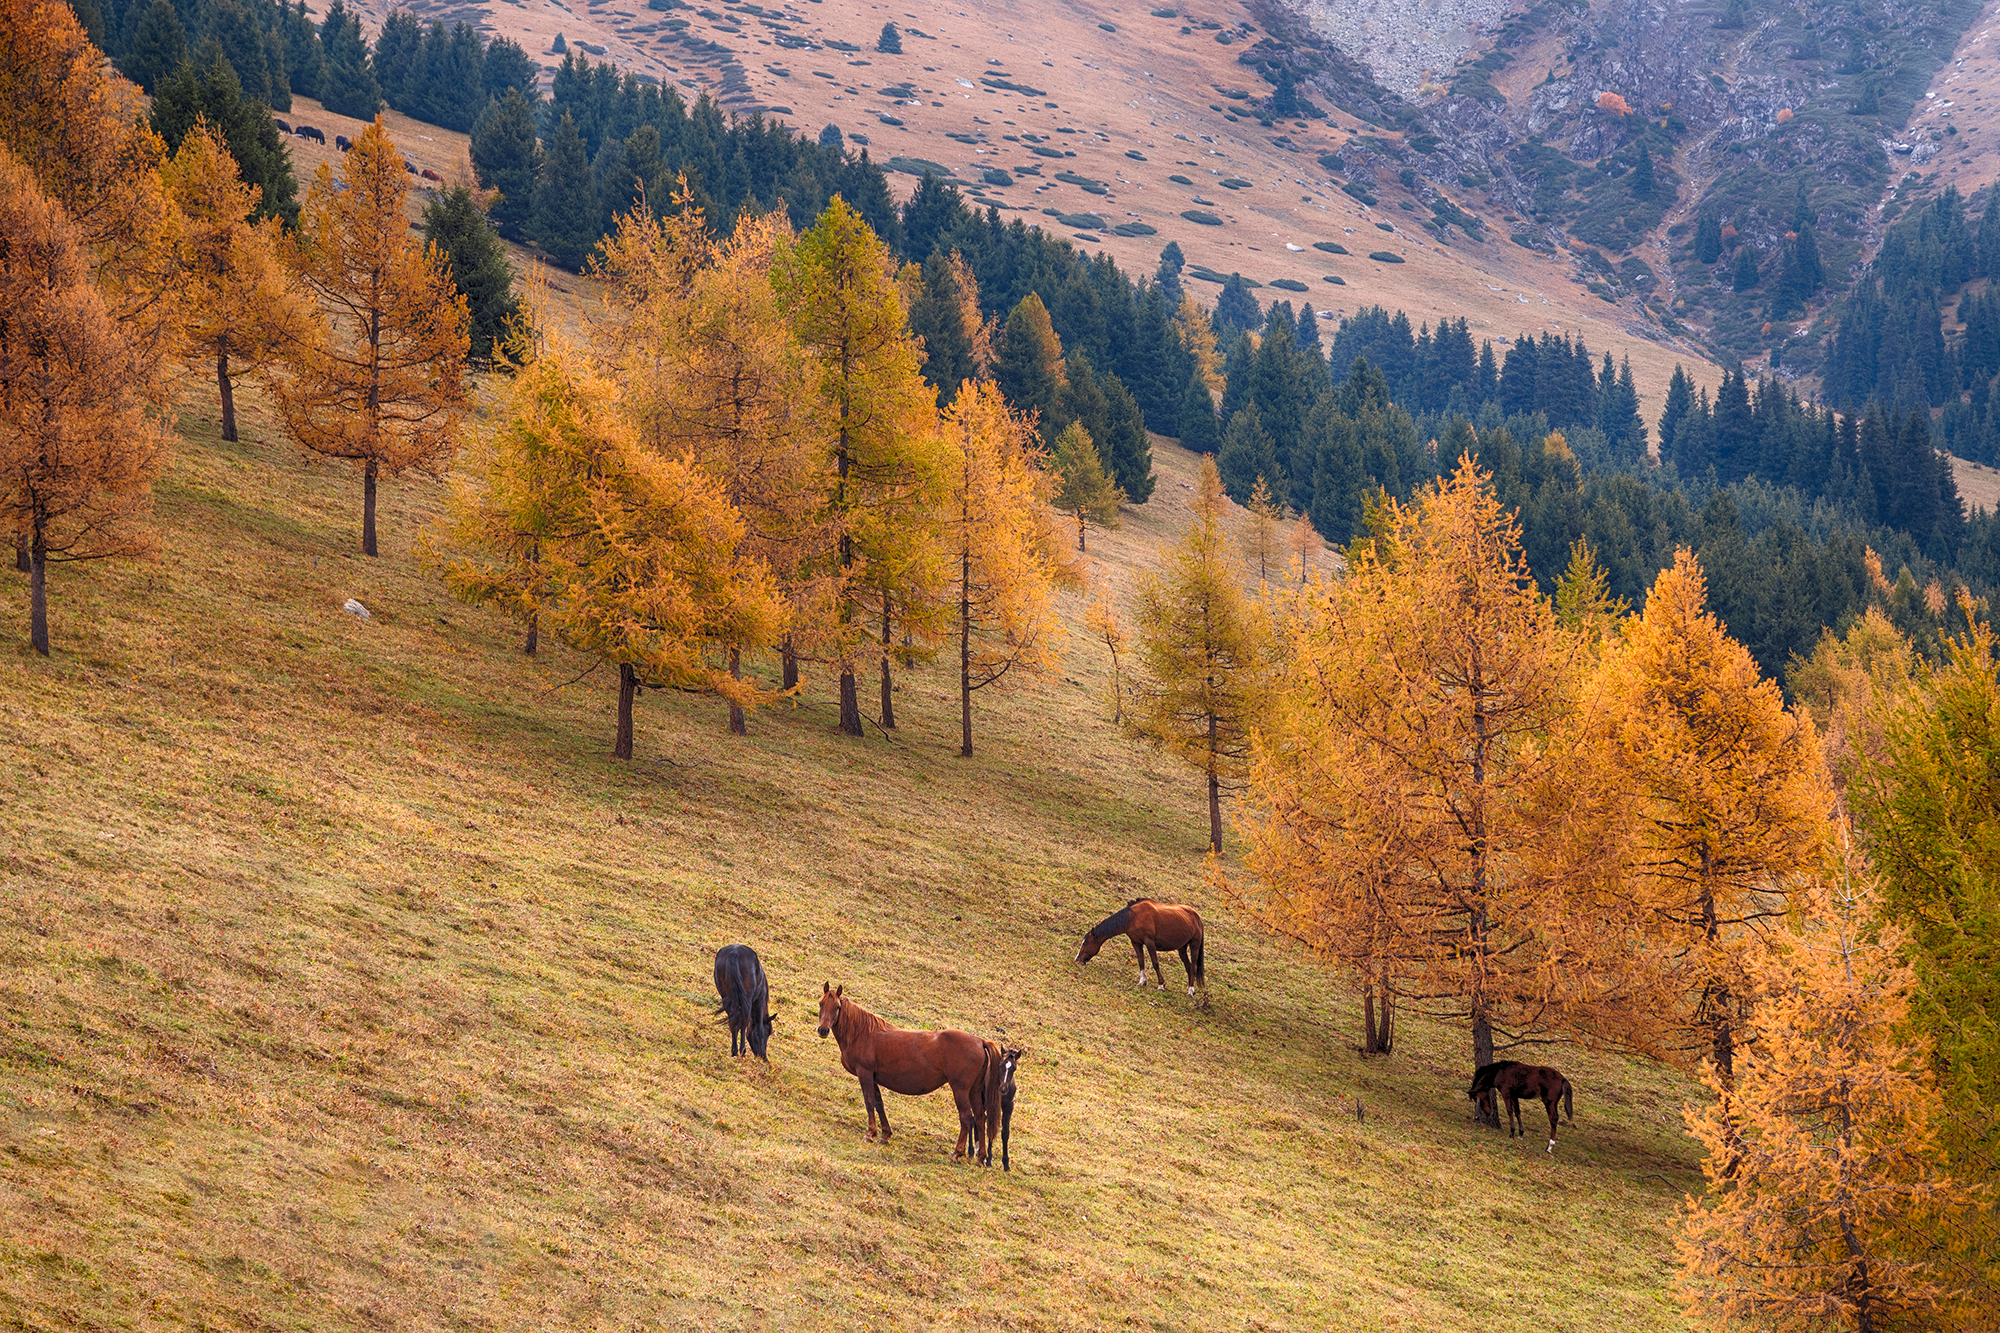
[1598,91,1633,116]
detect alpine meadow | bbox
[7,0,2000,1328]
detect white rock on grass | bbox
[343,598,371,620]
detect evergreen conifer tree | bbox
[471,88,537,240]
[1218,405,1280,503]
[876,21,901,53]
[118,0,186,92]
[151,49,300,229]
[994,292,1066,428]
[1733,244,1760,292]
[532,110,597,270]
[318,0,379,118]
[1177,368,1221,453]
[422,185,519,362]
[1695,211,1723,264]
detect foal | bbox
[1469,1060,1575,1152]
[971,1041,1023,1170]
[1074,898,1206,995]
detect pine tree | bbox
[908,247,973,405]
[1130,455,1269,852]
[163,123,306,441]
[1215,272,1260,340]
[440,332,782,759]
[944,381,1070,756]
[1593,549,1831,1077]
[275,117,470,556]
[1734,244,1760,292]
[1217,404,1279,503]
[151,49,301,229]
[317,0,379,119]
[1695,211,1723,264]
[876,21,901,53]
[773,195,948,737]
[1678,844,1985,1333]
[1234,457,1620,1086]
[994,291,1066,429]
[0,145,168,656]
[281,1,325,99]
[1050,420,1122,551]
[373,10,422,110]
[1176,367,1221,453]
[118,0,186,91]
[202,0,277,107]
[533,110,597,270]
[1630,145,1656,201]
[422,184,519,362]
[472,88,538,240]
[1156,240,1185,306]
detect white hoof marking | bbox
[1547,1140,1555,1154]
[1187,986,1196,997]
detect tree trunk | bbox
[1076,509,1086,552]
[782,636,798,693]
[523,611,538,656]
[1363,984,1395,1055]
[959,547,973,758]
[216,341,237,443]
[839,670,862,735]
[836,425,860,736]
[614,661,637,759]
[13,536,27,573]
[1206,710,1222,852]
[879,597,895,729]
[729,645,746,736]
[28,532,48,657]
[1701,852,1734,1084]
[362,457,379,557]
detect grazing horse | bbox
[971,1041,1023,1170]
[335,134,352,152]
[1075,898,1206,994]
[817,983,989,1158]
[1469,1061,1574,1152]
[294,124,325,144]
[712,944,774,1060]
[273,118,292,134]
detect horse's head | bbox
[816,982,843,1039]
[750,1006,776,1061]
[998,1046,1024,1084]
[1074,931,1103,964]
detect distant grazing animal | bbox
[421,167,443,182]
[816,983,989,1158]
[295,125,324,144]
[713,944,774,1061]
[335,134,351,152]
[972,1040,1022,1170]
[1075,898,1205,995]
[1469,1061,1574,1152]
[273,118,292,134]
[403,159,418,174]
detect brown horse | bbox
[970,1040,1023,1170]
[1469,1060,1575,1152]
[1075,898,1206,995]
[816,983,989,1158]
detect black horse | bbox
[713,944,774,1060]
[294,124,325,144]
[1469,1060,1575,1152]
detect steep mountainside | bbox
[1303,0,1990,377]
[302,0,1724,415]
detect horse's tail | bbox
[1562,1078,1574,1124]
[1193,934,1205,986]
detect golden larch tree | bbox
[1086,578,1130,724]
[1240,476,1285,582]
[162,122,307,443]
[0,0,182,347]
[276,116,469,557]
[598,197,837,733]
[1174,292,1223,395]
[1233,456,1630,1081]
[1285,511,1319,585]
[1050,420,1122,552]
[439,333,782,760]
[1130,455,1269,852]
[1593,548,1831,1079]
[1677,839,1987,1333]
[943,381,1072,757]
[772,196,946,737]
[0,144,167,655]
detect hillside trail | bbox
[1642,15,1780,331]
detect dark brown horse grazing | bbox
[971,1041,1023,1170]
[1074,898,1206,995]
[816,983,989,1158]
[1469,1060,1574,1152]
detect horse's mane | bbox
[1090,900,1143,940]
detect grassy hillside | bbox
[0,384,1703,1330]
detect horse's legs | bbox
[1545,1095,1559,1153]
[1132,938,1148,986]
[1178,944,1196,996]
[951,1080,976,1162]
[873,1084,893,1142]
[1148,944,1166,988]
[1001,1094,1013,1172]
[1505,1093,1521,1137]
[858,1072,883,1141]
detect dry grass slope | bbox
[0,385,1701,1329]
